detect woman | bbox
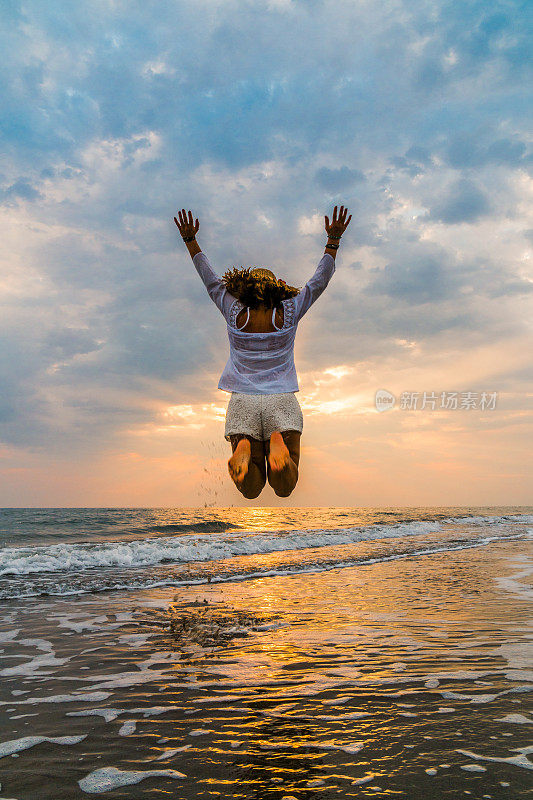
[174,205,351,499]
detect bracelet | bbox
[327,234,341,240]
[182,235,196,243]
[326,242,339,250]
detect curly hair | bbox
[221,267,301,310]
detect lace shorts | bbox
[224,392,304,442]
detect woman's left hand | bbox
[174,209,199,241]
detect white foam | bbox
[57,615,119,633]
[153,746,190,759]
[457,746,533,770]
[78,766,186,793]
[0,520,444,577]
[0,691,111,706]
[440,685,533,704]
[0,629,20,642]
[68,706,185,728]
[118,721,137,736]
[0,652,70,677]
[117,633,154,646]
[0,734,86,758]
[68,709,122,723]
[17,638,53,651]
[352,774,375,785]
[0,636,69,678]
[440,691,498,703]
[495,713,533,724]
[444,514,533,525]
[83,670,193,691]
[9,713,38,719]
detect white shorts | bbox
[224,392,304,442]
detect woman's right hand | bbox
[325,205,352,239]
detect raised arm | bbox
[294,205,352,321]
[293,253,336,321]
[324,204,351,259]
[173,208,235,320]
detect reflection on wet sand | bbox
[0,534,531,797]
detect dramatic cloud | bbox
[0,0,531,504]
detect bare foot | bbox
[268,431,291,473]
[228,438,251,487]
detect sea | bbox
[0,506,531,798]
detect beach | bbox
[0,507,531,797]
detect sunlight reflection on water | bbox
[0,512,531,798]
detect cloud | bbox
[425,178,492,224]
[363,244,458,304]
[0,0,530,493]
[314,166,365,192]
[444,135,530,169]
[1,178,42,203]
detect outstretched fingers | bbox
[173,208,199,236]
[331,205,352,231]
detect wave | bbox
[0,532,526,600]
[443,514,533,525]
[0,520,443,576]
[0,515,530,601]
[2,514,531,578]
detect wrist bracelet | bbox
[327,234,341,240]
[182,235,196,243]
[326,242,339,250]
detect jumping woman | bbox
[174,205,351,499]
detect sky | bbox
[0,0,532,507]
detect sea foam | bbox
[0,521,446,576]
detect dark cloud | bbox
[314,166,365,192]
[43,327,103,359]
[426,178,491,224]
[444,135,529,169]
[391,146,434,177]
[1,178,42,203]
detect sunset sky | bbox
[1,0,531,507]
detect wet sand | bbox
[0,537,532,798]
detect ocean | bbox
[0,506,531,797]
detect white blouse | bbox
[192,251,336,394]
